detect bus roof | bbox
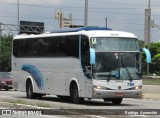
[14,27,138,39]
[51,27,112,33]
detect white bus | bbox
[12,27,151,104]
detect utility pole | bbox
[147,0,151,76]
[0,22,2,71]
[144,0,151,75]
[84,0,88,26]
[17,0,19,26]
[148,0,151,48]
[105,18,107,28]
[17,0,20,34]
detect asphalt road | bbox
[0,89,160,118]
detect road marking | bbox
[85,115,108,118]
[128,115,150,117]
[42,115,60,118]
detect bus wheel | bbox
[36,94,43,99]
[70,84,83,104]
[112,98,122,105]
[5,88,8,91]
[26,81,36,99]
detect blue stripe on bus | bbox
[22,65,44,90]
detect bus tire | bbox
[5,88,8,91]
[112,98,122,105]
[36,93,43,99]
[26,80,36,99]
[70,84,84,104]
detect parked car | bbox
[0,72,13,91]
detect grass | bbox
[2,99,26,105]
[1,98,51,108]
[36,102,50,108]
[142,77,160,85]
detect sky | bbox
[0,0,160,42]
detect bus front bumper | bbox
[92,89,142,99]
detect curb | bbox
[0,101,50,109]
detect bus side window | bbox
[37,38,48,56]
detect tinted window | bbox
[13,35,87,58]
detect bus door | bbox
[80,36,92,98]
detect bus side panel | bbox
[12,57,45,93]
[12,71,27,91]
[12,57,84,96]
[73,69,86,98]
[45,72,68,96]
[12,57,26,91]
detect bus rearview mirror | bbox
[90,48,96,64]
[142,48,151,63]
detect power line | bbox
[77,0,160,7]
[0,9,160,25]
[0,1,83,9]
[0,1,160,18]
[0,11,154,21]
[0,16,143,27]
[1,8,160,20]
[0,15,145,24]
[1,21,159,33]
[0,0,160,10]
[0,0,160,29]
[0,11,160,26]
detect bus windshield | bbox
[91,37,139,51]
[93,52,141,80]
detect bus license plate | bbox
[115,93,124,97]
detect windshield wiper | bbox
[120,54,133,81]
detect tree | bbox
[138,40,160,75]
[149,42,160,74]
[0,34,13,71]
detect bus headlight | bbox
[132,85,142,90]
[93,85,108,90]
